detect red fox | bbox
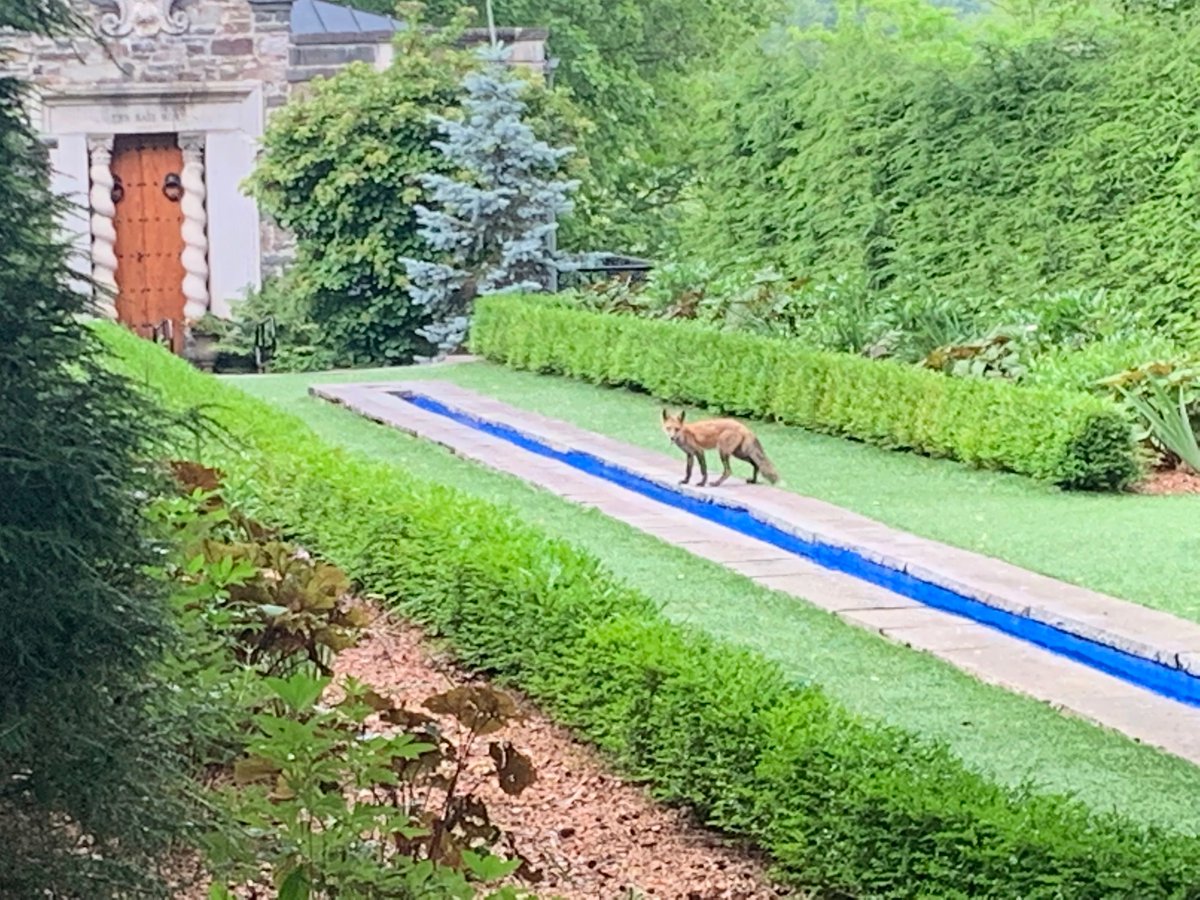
[661,409,780,487]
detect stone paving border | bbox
[311,380,1200,764]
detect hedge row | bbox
[103,326,1199,897]
[470,295,1140,490]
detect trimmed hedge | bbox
[103,326,1200,898]
[470,295,1140,490]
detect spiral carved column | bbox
[178,133,210,322]
[87,135,118,319]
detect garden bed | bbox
[178,607,783,899]
[338,613,784,899]
[1134,466,1200,495]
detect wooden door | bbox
[111,134,186,352]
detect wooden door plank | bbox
[110,134,187,352]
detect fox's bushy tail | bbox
[745,438,780,484]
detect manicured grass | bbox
[234,361,1200,622]
[230,364,1200,834]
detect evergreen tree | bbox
[403,46,579,357]
[0,2,188,894]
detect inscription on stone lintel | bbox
[103,103,188,126]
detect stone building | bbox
[1,0,547,351]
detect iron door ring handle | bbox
[163,173,183,202]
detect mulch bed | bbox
[339,615,791,899]
[1130,466,1200,495]
[173,611,790,899]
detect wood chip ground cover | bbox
[339,614,789,899]
[175,610,789,899]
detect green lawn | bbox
[243,361,1200,622]
[230,363,1200,833]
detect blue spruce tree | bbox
[403,45,579,358]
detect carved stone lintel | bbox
[87,135,118,319]
[96,0,190,39]
[178,132,210,323]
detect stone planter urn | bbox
[183,315,226,372]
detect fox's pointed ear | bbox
[679,410,686,423]
[661,408,669,421]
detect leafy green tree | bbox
[487,0,786,253]
[0,2,190,896]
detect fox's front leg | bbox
[680,453,694,485]
[696,451,708,487]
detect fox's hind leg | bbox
[732,448,759,484]
[713,451,732,487]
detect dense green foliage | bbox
[244,14,583,369]
[354,0,782,252]
[470,295,1139,488]
[682,0,1200,342]
[245,22,470,368]
[104,326,1200,898]
[0,2,186,893]
[159,469,533,898]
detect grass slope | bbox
[231,364,1200,833]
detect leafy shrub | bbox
[1097,362,1200,473]
[222,276,338,373]
[209,673,535,900]
[1025,335,1187,392]
[471,295,1140,489]
[157,462,535,897]
[101,325,1200,898]
[565,271,1001,361]
[922,327,1034,381]
[246,22,470,368]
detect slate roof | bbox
[291,0,402,37]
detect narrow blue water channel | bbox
[395,390,1200,708]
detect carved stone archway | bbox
[95,0,190,38]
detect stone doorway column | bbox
[178,132,210,322]
[86,134,118,318]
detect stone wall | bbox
[1,1,290,103]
